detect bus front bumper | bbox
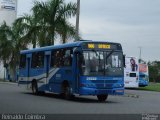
[139,80,149,86]
[79,87,124,95]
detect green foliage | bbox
[148,61,160,83]
[0,21,28,80]
[138,83,160,92]
[14,14,44,48]
[32,0,78,46]
[0,0,78,80]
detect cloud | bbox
[80,0,160,26]
[17,0,160,61]
[76,0,160,61]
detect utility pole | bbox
[75,0,80,41]
[138,47,142,63]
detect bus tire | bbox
[97,94,108,102]
[64,86,72,100]
[32,81,38,95]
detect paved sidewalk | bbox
[0,81,17,85]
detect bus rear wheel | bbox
[97,94,108,102]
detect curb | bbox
[0,82,17,85]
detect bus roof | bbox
[20,40,121,54]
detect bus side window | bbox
[59,49,65,67]
[37,52,44,68]
[51,50,59,67]
[20,54,26,69]
[51,48,73,68]
[64,49,73,66]
[31,52,44,68]
[51,50,55,67]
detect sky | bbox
[17,0,160,62]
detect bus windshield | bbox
[81,51,123,76]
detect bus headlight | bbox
[114,84,124,88]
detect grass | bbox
[138,83,160,92]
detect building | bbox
[0,0,17,79]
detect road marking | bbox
[123,94,139,98]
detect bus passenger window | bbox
[59,49,65,66]
[56,50,63,67]
[51,50,64,67]
[51,48,73,68]
[64,49,72,66]
[31,52,44,68]
[20,54,26,68]
[51,50,58,67]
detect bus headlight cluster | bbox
[86,77,97,81]
[86,84,96,87]
[114,84,124,88]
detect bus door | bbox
[75,52,83,92]
[45,52,50,85]
[75,53,79,92]
[72,52,79,92]
[73,47,82,93]
[26,55,31,89]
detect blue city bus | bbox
[139,64,149,87]
[139,72,149,87]
[18,40,125,101]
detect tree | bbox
[0,0,80,80]
[32,0,77,45]
[57,19,77,43]
[0,22,13,66]
[0,22,27,80]
[14,14,42,48]
[148,61,160,83]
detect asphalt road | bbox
[0,82,160,114]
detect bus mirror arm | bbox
[77,53,83,74]
[73,47,82,54]
[123,54,126,68]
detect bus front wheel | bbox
[64,86,72,100]
[97,94,108,102]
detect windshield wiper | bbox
[92,49,99,57]
[106,50,114,59]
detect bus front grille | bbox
[92,80,119,89]
[96,84,113,89]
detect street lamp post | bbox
[138,47,142,63]
[75,0,80,41]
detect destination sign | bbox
[87,44,111,49]
[82,43,121,50]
